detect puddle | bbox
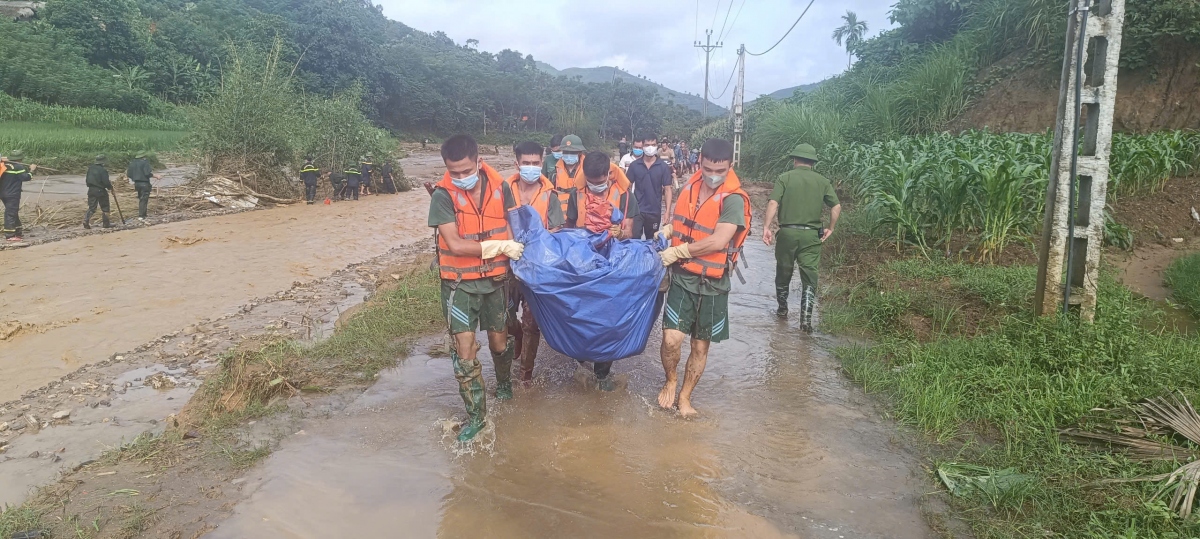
[210,240,933,538]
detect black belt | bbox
[780,224,817,230]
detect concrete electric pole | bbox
[732,45,746,168]
[694,29,723,119]
[1034,0,1126,321]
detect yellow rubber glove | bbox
[656,223,674,242]
[659,243,691,266]
[480,240,525,261]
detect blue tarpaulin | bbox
[508,205,665,362]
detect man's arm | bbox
[437,222,483,257]
[763,200,779,245]
[687,223,739,257]
[662,170,673,218]
[822,204,842,242]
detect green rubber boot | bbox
[776,287,790,318]
[493,336,515,401]
[452,349,487,442]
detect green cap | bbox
[8,150,25,161]
[95,154,108,164]
[788,144,818,161]
[560,134,586,153]
[135,151,147,159]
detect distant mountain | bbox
[535,63,728,116]
[760,81,828,101]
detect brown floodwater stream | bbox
[209,238,934,538]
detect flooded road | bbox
[211,238,933,538]
[0,190,431,402]
[28,164,198,205]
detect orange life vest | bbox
[670,169,752,280]
[436,162,511,282]
[571,162,631,193]
[573,181,629,230]
[553,159,583,214]
[507,173,556,229]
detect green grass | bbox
[0,93,188,131]
[828,258,1200,537]
[0,122,189,172]
[1165,252,1200,318]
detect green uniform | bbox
[126,158,154,218]
[663,194,746,343]
[770,167,839,326]
[84,163,113,228]
[542,152,559,184]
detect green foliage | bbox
[1165,253,1200,318]
[836,271,1200,536]
[0,122,187,171]
[41,0,150,66]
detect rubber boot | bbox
[451,349,486,442]
[492,336,514,401]
[594,361,615,392]
[519,327,539,383]
[799,285,815,334]
[775,287,789,319]
[101,213,112,229]
[83,207,94,229]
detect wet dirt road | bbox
[211,238,934,538]
[27,164,198,205]
[0,190,431,403]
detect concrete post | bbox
[1034,0,1125,321]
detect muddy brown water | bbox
[209,238,933,539]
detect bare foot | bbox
[678,398,698,418]
[657,381,678,409]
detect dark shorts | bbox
[441,281,508,335]
[662,279,730,343]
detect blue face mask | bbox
[552,152,563,160]
[632,148,644,157]
[519,165,541,183]
[561,154,580,166]
[452,173,479,190]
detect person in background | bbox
[300,157,320,204]
[658,138,676,176]
[329,169,345,201]
[428,134,524,442]
[689,146,700,175]
[542,134,564,183]
[360,155,374,196]
[380,159,397,194]
[618,139,642,171]
[625,133,673,240]
[618,136,630,159]
[762,144,841,333]
[83,155,114,229]
[656,138,752,417]
[552,134,587,215]
[505,141,565,383]
[344,163,361,200]
[677,141,690,176]
[126,151,162,219]
[0,150,34,242]
[564,151,635,390]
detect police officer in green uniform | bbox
[762,144,841,333]
[542,134,563,184]
[126,151,161,220]
[84,155,114,229]
[300,157,320,204]
[344,164,361,200]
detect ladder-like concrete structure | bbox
[1034,0,1126,321]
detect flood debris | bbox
[936,462,1034,508]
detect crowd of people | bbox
[427,132,840,442]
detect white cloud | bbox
[380,0,896,101]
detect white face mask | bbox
[704,173,728,188]
[643,145,658,157]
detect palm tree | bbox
[831,11,868,70]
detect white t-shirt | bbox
[619,153,637,171]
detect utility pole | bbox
[732,45,745,168]
[694,29,723,119]
[1034,0,1126,321]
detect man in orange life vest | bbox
[427,135,526,442]
[506,141,566,383]
[656,139,752,417]
[563,151,637,390]
[553,134,632,217]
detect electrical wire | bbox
[716,0,737,43]
[710,0,722,32]
[746,0,816,56]
[709,55,741,101]
[718,0,746,43]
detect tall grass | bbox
[0,122,188,171]
[1165,253,1200,318]
[0,93,187,131]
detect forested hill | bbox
[0,0,708,140]
[536,62,728,116]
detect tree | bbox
[832,11,869,70]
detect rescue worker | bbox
[329,169,345,201]
[618,136,629,159]
[762,144,841,332]
[506,141,565,383]
[542,134,563,183]
[656,139,752,417]
[360,155,374,196]
[428,134,524,442]
[380,160,397,194]
[344,163,361,200]
[551,134,586,215]
[83,155,114,229]
[1,151,34,242]
[299,157,320,204]
[625,133,674,239]
[564,151,636,391]
[126,151,162,220]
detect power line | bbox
[716,0,737,43]
[746,0,816,56]
[718,0,746,43]
[710,0,722,32]
[709,55,740,101]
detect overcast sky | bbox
[379,0,896,102]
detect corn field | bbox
[0,93,188,132]
[820,130,1200,259]
[0,122,188,171]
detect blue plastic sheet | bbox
[509,205,665,362]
